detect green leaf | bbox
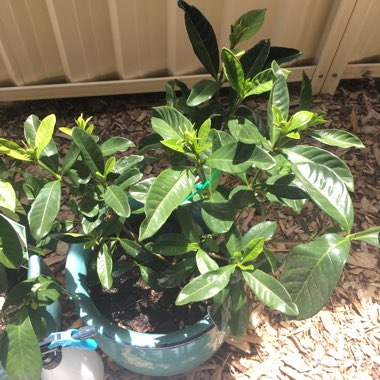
[240,39,270,80]
[152,106,193,140]
[265,47,302,67]
[243,270,298,316]
[176,265,235,305]
[0,215,24,269]
[229,281,249,337]
[293,162,354,232]
[263,174,308,200]
[187,80,220,106]
[158,257,196,288]
[200,192,235,234]
[245,68,276,96]
[225,225,242,255]
[308,129,364,148]
[139,265,162,291]
[228,117,264,145]
[287,111,314,132]
[178,0,220,78]
[242,238,265,263]
[129,178,154,204]
[146,233,198,256]
[229,186,257,209]
[0,181,16,212]
[1,308,41,380]
[284,145,354,191]
[139,169,196,240]
[0,263,8,292]
[72,127,105,175]
[35,114,56,157]
[280,234,350,319]
[104,185,130,218]
[100,137,134,156]
[208,286,232,331]
[242,221,277,249]
[230,9,266,47]
[196,248,219,274]
[221,48,245,95]
[28,180,61,241]
[113,155,144,174]
[119,239,151,262]
[206,141,275,173]
[0,139,29,161]
[61,145,80,174]
[299,70,312,110]
[349,227,380,248]
[97,244,113,289]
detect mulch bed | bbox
[0,77,379,379]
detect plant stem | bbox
[37,159,61,180]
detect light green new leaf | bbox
[242,238,265,263]
[2,308,41,380]
[349,226,380,248]
[104,185,130,218]
[72,127,104,175]
[245,68,276,96]
[0,139,29,161]
[206,141,275,173]
[284,145,354,191]
[221,48,245,95]
[308,129,364,148]
[97,244,113,289]
[151,106,193,140]
[243,270,298,316]
[35,114,56,157]
[139,169,196,240]
[100,137,134,156]
[0,181,15,212]
[28,180,61,241]
[280,234,350,319]
[286,111,314,132]
[292,162,354,232]
[196,248,219,274]
[176,265,235,305]
[187,80,220,106]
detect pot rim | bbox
[65,243,217,349]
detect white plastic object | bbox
[41,347,104,380]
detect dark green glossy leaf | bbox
[308,129,364,148]
[138,133,163,152]
[229,186,257,209]
[206,141,275,173]
[243,270,299,316]
[245,68,276,96]
[0,263,7,292]
[115,168,143,190]
[97,244,113,289]
[229,281,249,337]
[176,265,235,305]
[187,80,220,106]
[177,205,202,243]
[119,239,152,262]
[293,162,354,232]
[230,9,266,47]
[158,257,196,288]
[178,0,219,78]
[139,169,195,240]
[265,47,303,67]
[0,215,24,269]
[78,197,99,218]
[104,185,130,218]
[100,137,134,156]
[299,70,312,110]
[284,145,354,191]
[146,233,198,256]
[226,225,242,255]
[264,174,308,199]
[72,127,104,175]
[242,221,277,249]
[1,308,41,380]
[139,265,162,291]
[349,227,380,248]
[227,118,264,144]
[221,48,245,95]
[210,129,235,151]
[208,286,231,331]
[240,39,270,79]
[263,248,278,273]
[28,180,61,241]
[61,144,80,174]
[196,248,219,274]
[0,354,10,380]
[280,234,350,319]
[152,106,192,140]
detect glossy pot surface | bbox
[65,243,226,376]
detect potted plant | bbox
[0,1,379,378]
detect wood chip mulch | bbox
[0,78,378,379]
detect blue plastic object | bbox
[65,243,226,377]
[46,329,98,351]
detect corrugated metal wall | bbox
[0,0,378,101]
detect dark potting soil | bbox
[89,268,206,334]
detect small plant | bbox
[0,1,379,378]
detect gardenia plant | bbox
[0,1,379,379]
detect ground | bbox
[0,78,379,379]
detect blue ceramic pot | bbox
[65,243,226,377]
